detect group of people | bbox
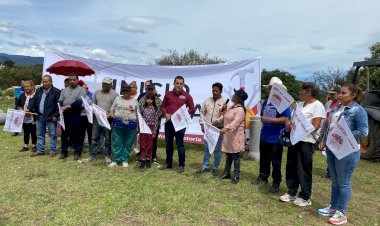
[14,74,368,225]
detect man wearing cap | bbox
[82,77,118,163]
[160,76,195,173]
[252,77,292,193]
[137,80,153,101]
[58,73,87,160]
[138,83,162,164]
[320,85,341,178]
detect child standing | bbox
[139,93,159,169]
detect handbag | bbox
[112,117,137,129]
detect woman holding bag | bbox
[317,84,368,225]
[108,84,139,168]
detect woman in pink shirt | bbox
[219,88,248,184]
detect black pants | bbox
[80,116,92,147]
[165,121,186,167]
[286,141,314,200]
[23,123,37,145]
[152,125,160,159]
[258,141,283,185]
[224,153,240,177]
[61,115,82,156]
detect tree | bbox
[261,69,301,100]
[155,49,225,66]
[3,60,15,68]
[310,67,348,91]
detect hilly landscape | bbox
[0,52,43,66]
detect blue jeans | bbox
[326,149,360,214]
[165,121,186,167]
[36,118,57,154]
[202,133,222,170]
[90,118,111,158]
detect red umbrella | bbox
[46,60,95,76]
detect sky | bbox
[0,0,379,80]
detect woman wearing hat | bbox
[108,84,139,167]
[219,88,248,184]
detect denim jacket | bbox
[322,101,368,143]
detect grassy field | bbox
[0,96,379,226]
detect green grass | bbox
[0,95,379,225]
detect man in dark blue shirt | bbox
[252,77,291,193]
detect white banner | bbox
[137,111,152,134]
[81,96,93,124]
[204,119,221,154]
[43,49,261,143]
[267,83,294,114]
[92,104,111,130]
[290,105,315,145]
[327,117,359,160]
[3,109,25,133]
[57,103,65,131]
[171,105,193,132]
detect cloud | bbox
[147,42,159,48]
[19,33,36,39]
[115,16,176,34]
[84,48,115,60]
[0,0,30,6]
[17,45,44,57]
[44,39,91,47]
[309,44,325,51]
[0,26,11,34]
[119,25,147,34]
[121,45,147,55]
[237,47,259,51]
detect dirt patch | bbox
[111,212,144,226]
[0,205,13,213]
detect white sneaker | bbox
[122,162,129,168]
[279,193,297,202]
[108,162,117,167]
[134,148,140,154]
[81,156,95,163]
[294,197,312,207]
[105,156,112,163]
[317,205,335,216]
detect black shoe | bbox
[219,173,231,180]
[146,160,151,168]
[19,147,29,152]
[152,157,158,164]
[177,166,185,173]
[252,178,268,185]
[73,155,80,161]
[158,164,172,170]
[196,168,209,174]
[31,146,37,152]
[140,160,146,169]
[269,185,280,193]
[30,152,44,157]
[12,132,19,136]
[231,176,240,184]
[59,154,68,159]
[212,169,218,176]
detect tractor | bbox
[352,59,380,160]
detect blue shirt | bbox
[260,99,292,143]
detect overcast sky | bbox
[0,0,379,80]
